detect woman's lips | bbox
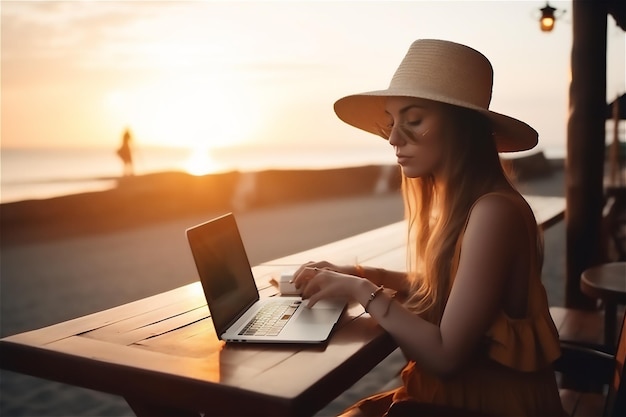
[396,154,411,165]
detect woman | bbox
[292,39,564,416]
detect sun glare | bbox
[183,147,221,176]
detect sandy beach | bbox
[0,161,566,417]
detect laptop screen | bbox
[186,213,259,336]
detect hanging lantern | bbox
[540,3,558,32]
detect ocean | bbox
[0,144,567,204]
[0,145,399,204]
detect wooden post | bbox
[565,0,608,308]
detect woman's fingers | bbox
[292,262,321,291]
[292,261,314,279]
[291,261,347,302]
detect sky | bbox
[1,0,624,155]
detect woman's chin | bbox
[400,166,424,179]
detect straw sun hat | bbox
[334,39,538,153]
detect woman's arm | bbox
[374,196,526,374]
[301,196,526,376]
[351,265,410,296]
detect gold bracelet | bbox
[364,285,384,313]
[354,264,366,278]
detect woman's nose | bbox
[388,127,405,147]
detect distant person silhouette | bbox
[117,128,134,177]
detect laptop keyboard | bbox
[239,299,301,336]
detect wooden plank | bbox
[84,306,209,345]
[18,335,255,386]
[2,283,206,346]
[259,222,406,267]
[133,318,220,358]
[235,316,396,415]
[367,248,407,272]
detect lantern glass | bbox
[540,16,555,32]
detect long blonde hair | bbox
[403,105,515,323]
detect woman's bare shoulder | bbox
[469,192,528,229]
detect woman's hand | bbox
[291,261,365,308]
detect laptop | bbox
[186,213,346,344]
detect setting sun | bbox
[183,146,222,176]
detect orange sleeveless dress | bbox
[353,192,565,416]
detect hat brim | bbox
[334,92,538,153]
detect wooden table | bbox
[0,195,565,417]
[580,262,626,347]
